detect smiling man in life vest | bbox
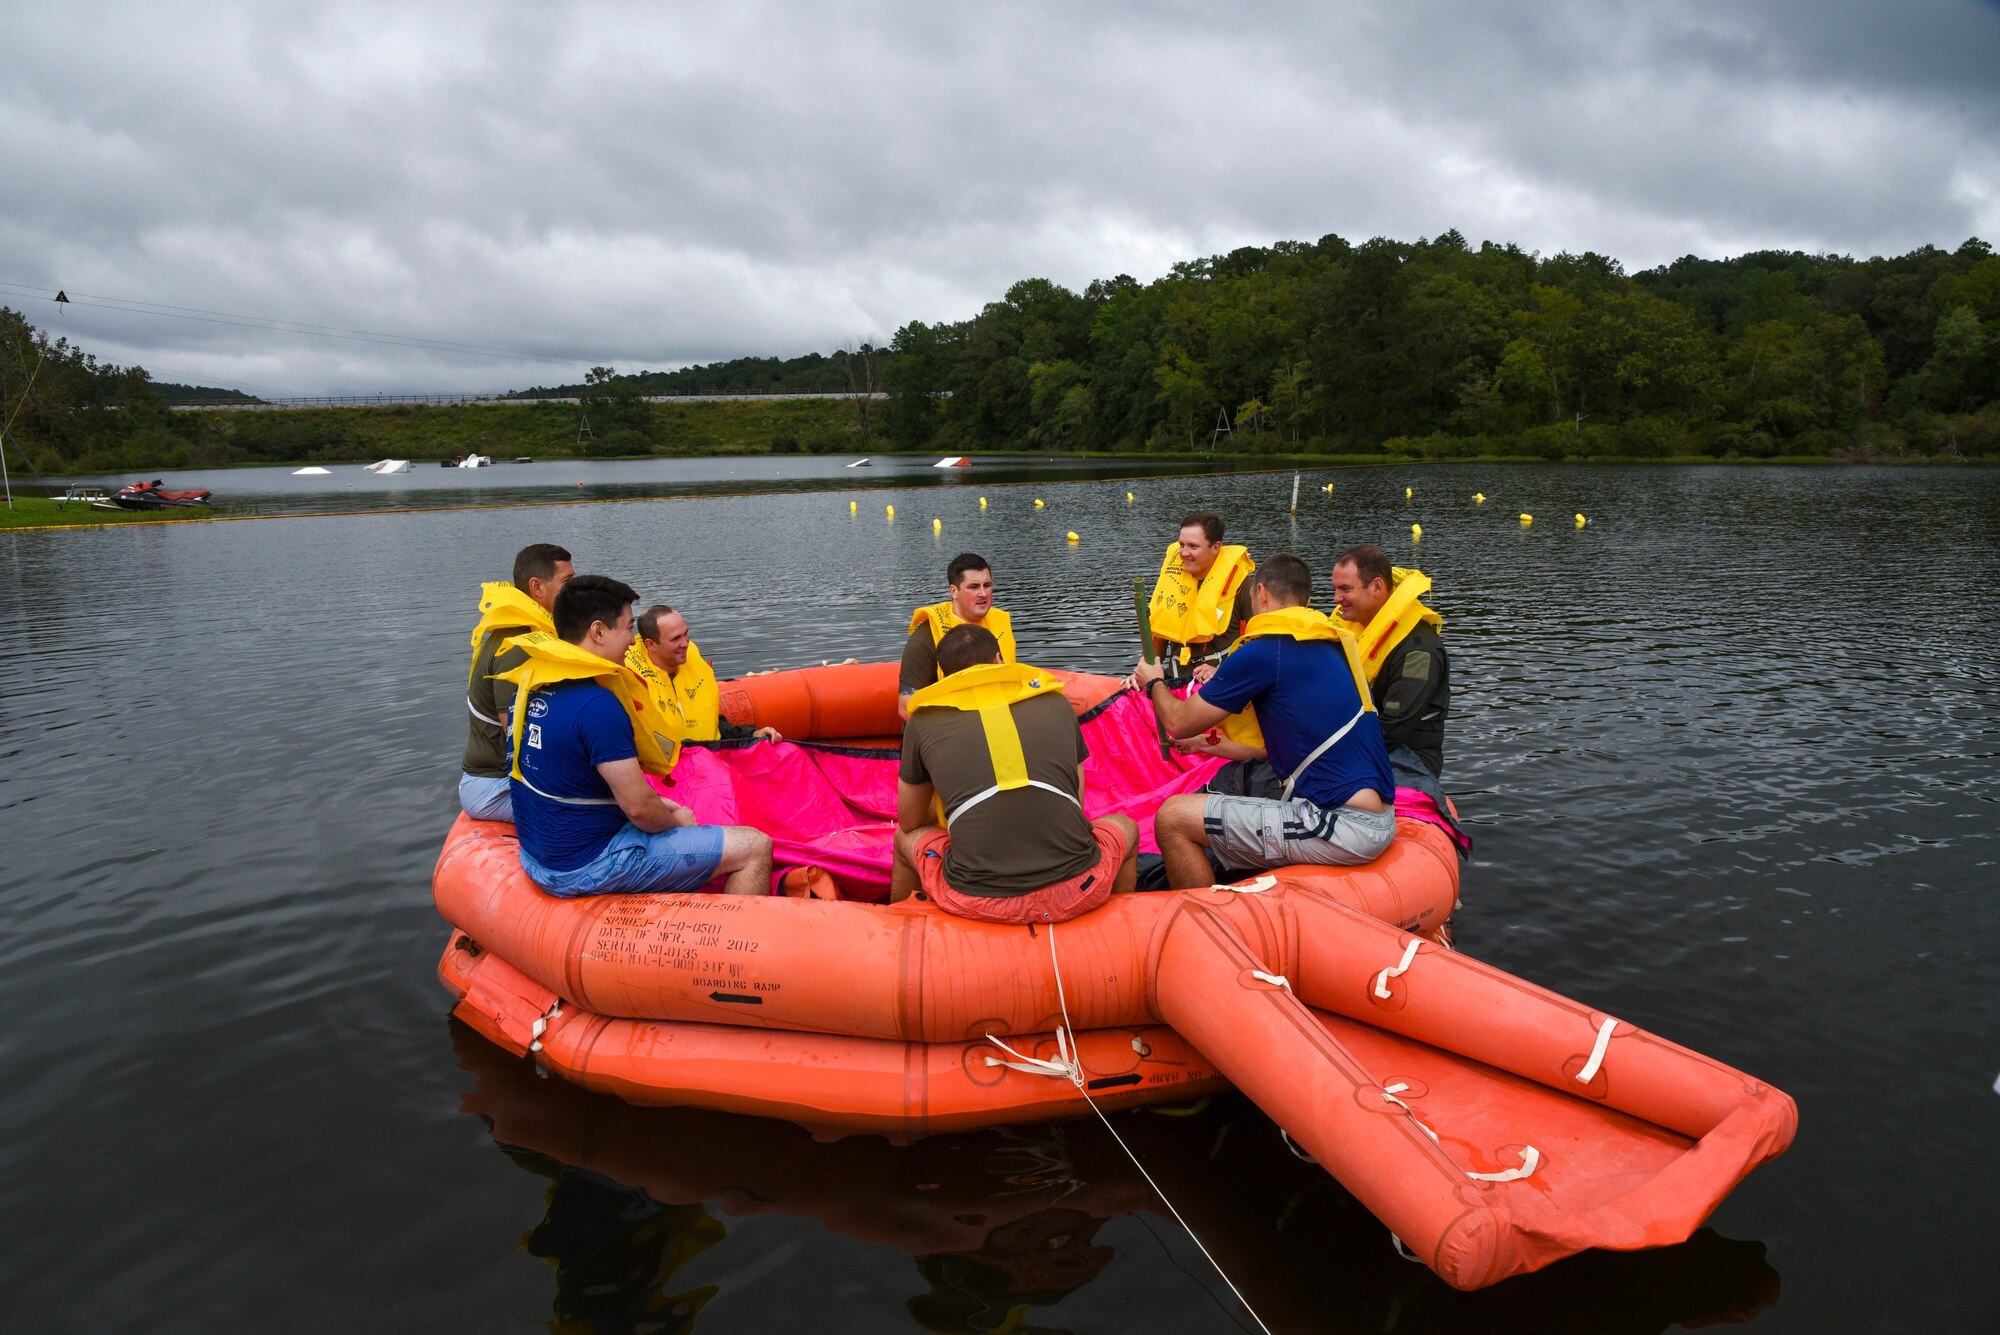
[892,624,1138,923]
[460,542,573,822]
[1148,512,1255,684]
[1330,543,1449,781]
[898,553,1015,720]
[503,575,774,898]
[1136,554,1396,888]
[627,605,781,744]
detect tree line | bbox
[880,233,1998,460]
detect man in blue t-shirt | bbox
[512,575,774,897]
[1132,554,1395,888]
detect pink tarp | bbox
[651,689,1464,901]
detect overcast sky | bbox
[3,0,1996,396]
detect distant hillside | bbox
[514,348,889,398]
[153,383,262,403]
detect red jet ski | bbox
[112,479,212,510]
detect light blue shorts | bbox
[1202,793,1396,870]
[520,821,728,898]
[458,772,513,822]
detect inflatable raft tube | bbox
[716,660,1127,744]
[434,811,1461,1041]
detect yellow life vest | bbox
[466,582,555,689]
[1149,543,1254,661]
[625,639,723,742]
[908,603,1017,675]
[907,662,1079,826]
[494,631,682,781]
[1340,567,1444,684]
[1211,606,1377,751]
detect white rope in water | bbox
[1577,1016,1619,1083]
[1015,921,1279,1335]
[1373,939,1422,999]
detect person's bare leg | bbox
[715,826,775,895]
[890,826,939,903]
[1155,796,1217,889]
[1103,815,1141,894]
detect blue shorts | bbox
[458,772,513,822]
[520,822,728,897]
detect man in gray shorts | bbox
[1132,554,1397,888]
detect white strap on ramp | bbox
[1465,1147,1542,1183]
[1373,939,1422,999]
[1577,1016,1619,1083]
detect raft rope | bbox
[1577,1016,1619,1084]
[1373,938,1422,999]
[983,922,1278,1335]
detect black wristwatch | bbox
[1147,677,1170,698]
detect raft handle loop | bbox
[1211,875,1277,894]
[1389,1233,1424,1266]
[1577,1016,1619,1084]
[1465,1147,1542,1183]
[1042,921,1278,1335]
[1250,970,1291,991]
[982,1034,1080,1080]
[528,999,563,1053]
[1280,1128,1317,1164]
[1373,939,1423,999]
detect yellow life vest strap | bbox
[1235,606,1376,714]
[906,663,1076,825]
[1348,567,1443,683]
[466,582,555,689]
[495,631,682,780]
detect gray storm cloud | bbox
[2,0,1994,394]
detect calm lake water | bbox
[3,460,1995,1332]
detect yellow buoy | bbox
[1126,492,1134,503]
[1575,513,1588,528]
[1411,523,1423,541]
[1405,486,1413,500]
[1066,531,1080,544]
[849,500,858,513]
[932,517,942,533]
[1519,513,1533,527]
[1034,499,1046,509]
[979,496,988,509]
[1323,482,1334,493]
[1473,492,1485,503]
[886,504,895,519]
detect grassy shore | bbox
[0,496,211,530]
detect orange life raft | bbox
[436,661,1795,1290]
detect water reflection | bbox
[456,1022,1779,1333]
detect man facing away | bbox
[1329,543,1450,781]
[893,624,1138,923]
[626,605,782,744]
[460,542,573,822]
[1147,511,1255,684]
[898,552,1015,719]
[1135,554,1396,888]
[504,575,774,897]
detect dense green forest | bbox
[880,233,1999,460]
[4,231,1996,474]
